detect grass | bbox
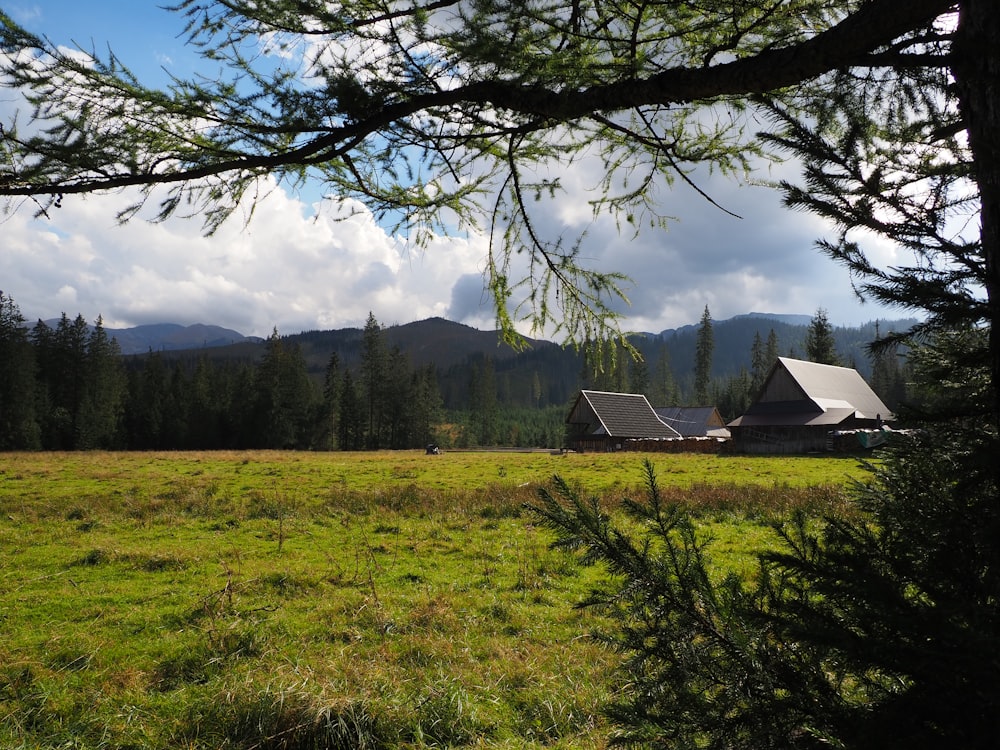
[0,450,869,748]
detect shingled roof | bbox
[567,390,682,439]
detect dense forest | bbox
[1,292,912,451]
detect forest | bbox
[1,292,909,452]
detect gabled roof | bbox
[568,390,681,439]
[654,406,731,438]
[777,357,892,420]
[730,357,892,427]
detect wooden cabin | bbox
[728,357,893,454]
[566,390,681,451]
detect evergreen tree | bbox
[649,343,679,407]
[360,312,389,449]
[581,340,627,393]
[34,313,90,449]
[750,331,767,395]
[805,308,841,365]
[337,370,365,451]
[766,329,780,371]
[383,346,415,449]
[253,328,316,449]
[902,326,991,423]
[694,306,714,405]
[223,362,257,448]
[869,323,907,414]
[0,291,39,449]
[77,315,126,449]
[719,368,752,420]
[531,371,543,408]
[468,356,498,446]
[314,351,341,450]
[408,364,443,449]
[187,357,225,449]
[531,442,1000,749]
[629,354,650,400]
[124,352,169,449]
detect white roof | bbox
[778,357,892,420]
[730,357,893,428]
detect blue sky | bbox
[1,1,909,338]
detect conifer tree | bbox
[750,331,767,395]
[531,439,1000,748]
[315,351,341,450]
[124,352,169,449]
[694,306,714,405]
[766,329,780,371]
[649,343,679,407]
[468,356,498,446]
[337,370,365,451]
[805,308,840,365]
[629,354,650,401]
[253,328,316,448]
[383,345,414,449]
[78,315,126,449]
[34,313,90,449]
[360,312,389,449]
[408,364,443,449]
[0,291,39,449]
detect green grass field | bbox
[0,450,869,749]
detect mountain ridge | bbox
[95,311,912,357]
[40,319,263,355]
[116,313,919,408]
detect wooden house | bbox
[728,357,893,454]
[566,390,681,451]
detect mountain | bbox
[113,323,264,353]
[39,320,263,354]
[656,311,814,337]
[124,313,919,411]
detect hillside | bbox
[127,313,918,410]
[44,320,263,354]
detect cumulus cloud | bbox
[1,2,911,339]
[499,153,900,334]
[1,160,905,339]
[446,272,495,328]
[0,181,488,336]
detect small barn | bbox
[566,390,681,451]
[728,357,893,454]
[654,406,731,439]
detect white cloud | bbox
[1,158,908,339]
[0,178,495,336]
[1,6,913,340]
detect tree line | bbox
[3,290,911,453]
[0,296,571,451]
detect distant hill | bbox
[123,313,920,410]
[39,321,263,354]
[288,317,553,370]
[112,323,262,353]
[656,311,814,337]
[636,313,919,389]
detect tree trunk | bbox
[954,0,1000,429]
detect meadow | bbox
[0,450,869,749]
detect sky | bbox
[1,1,911,339]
